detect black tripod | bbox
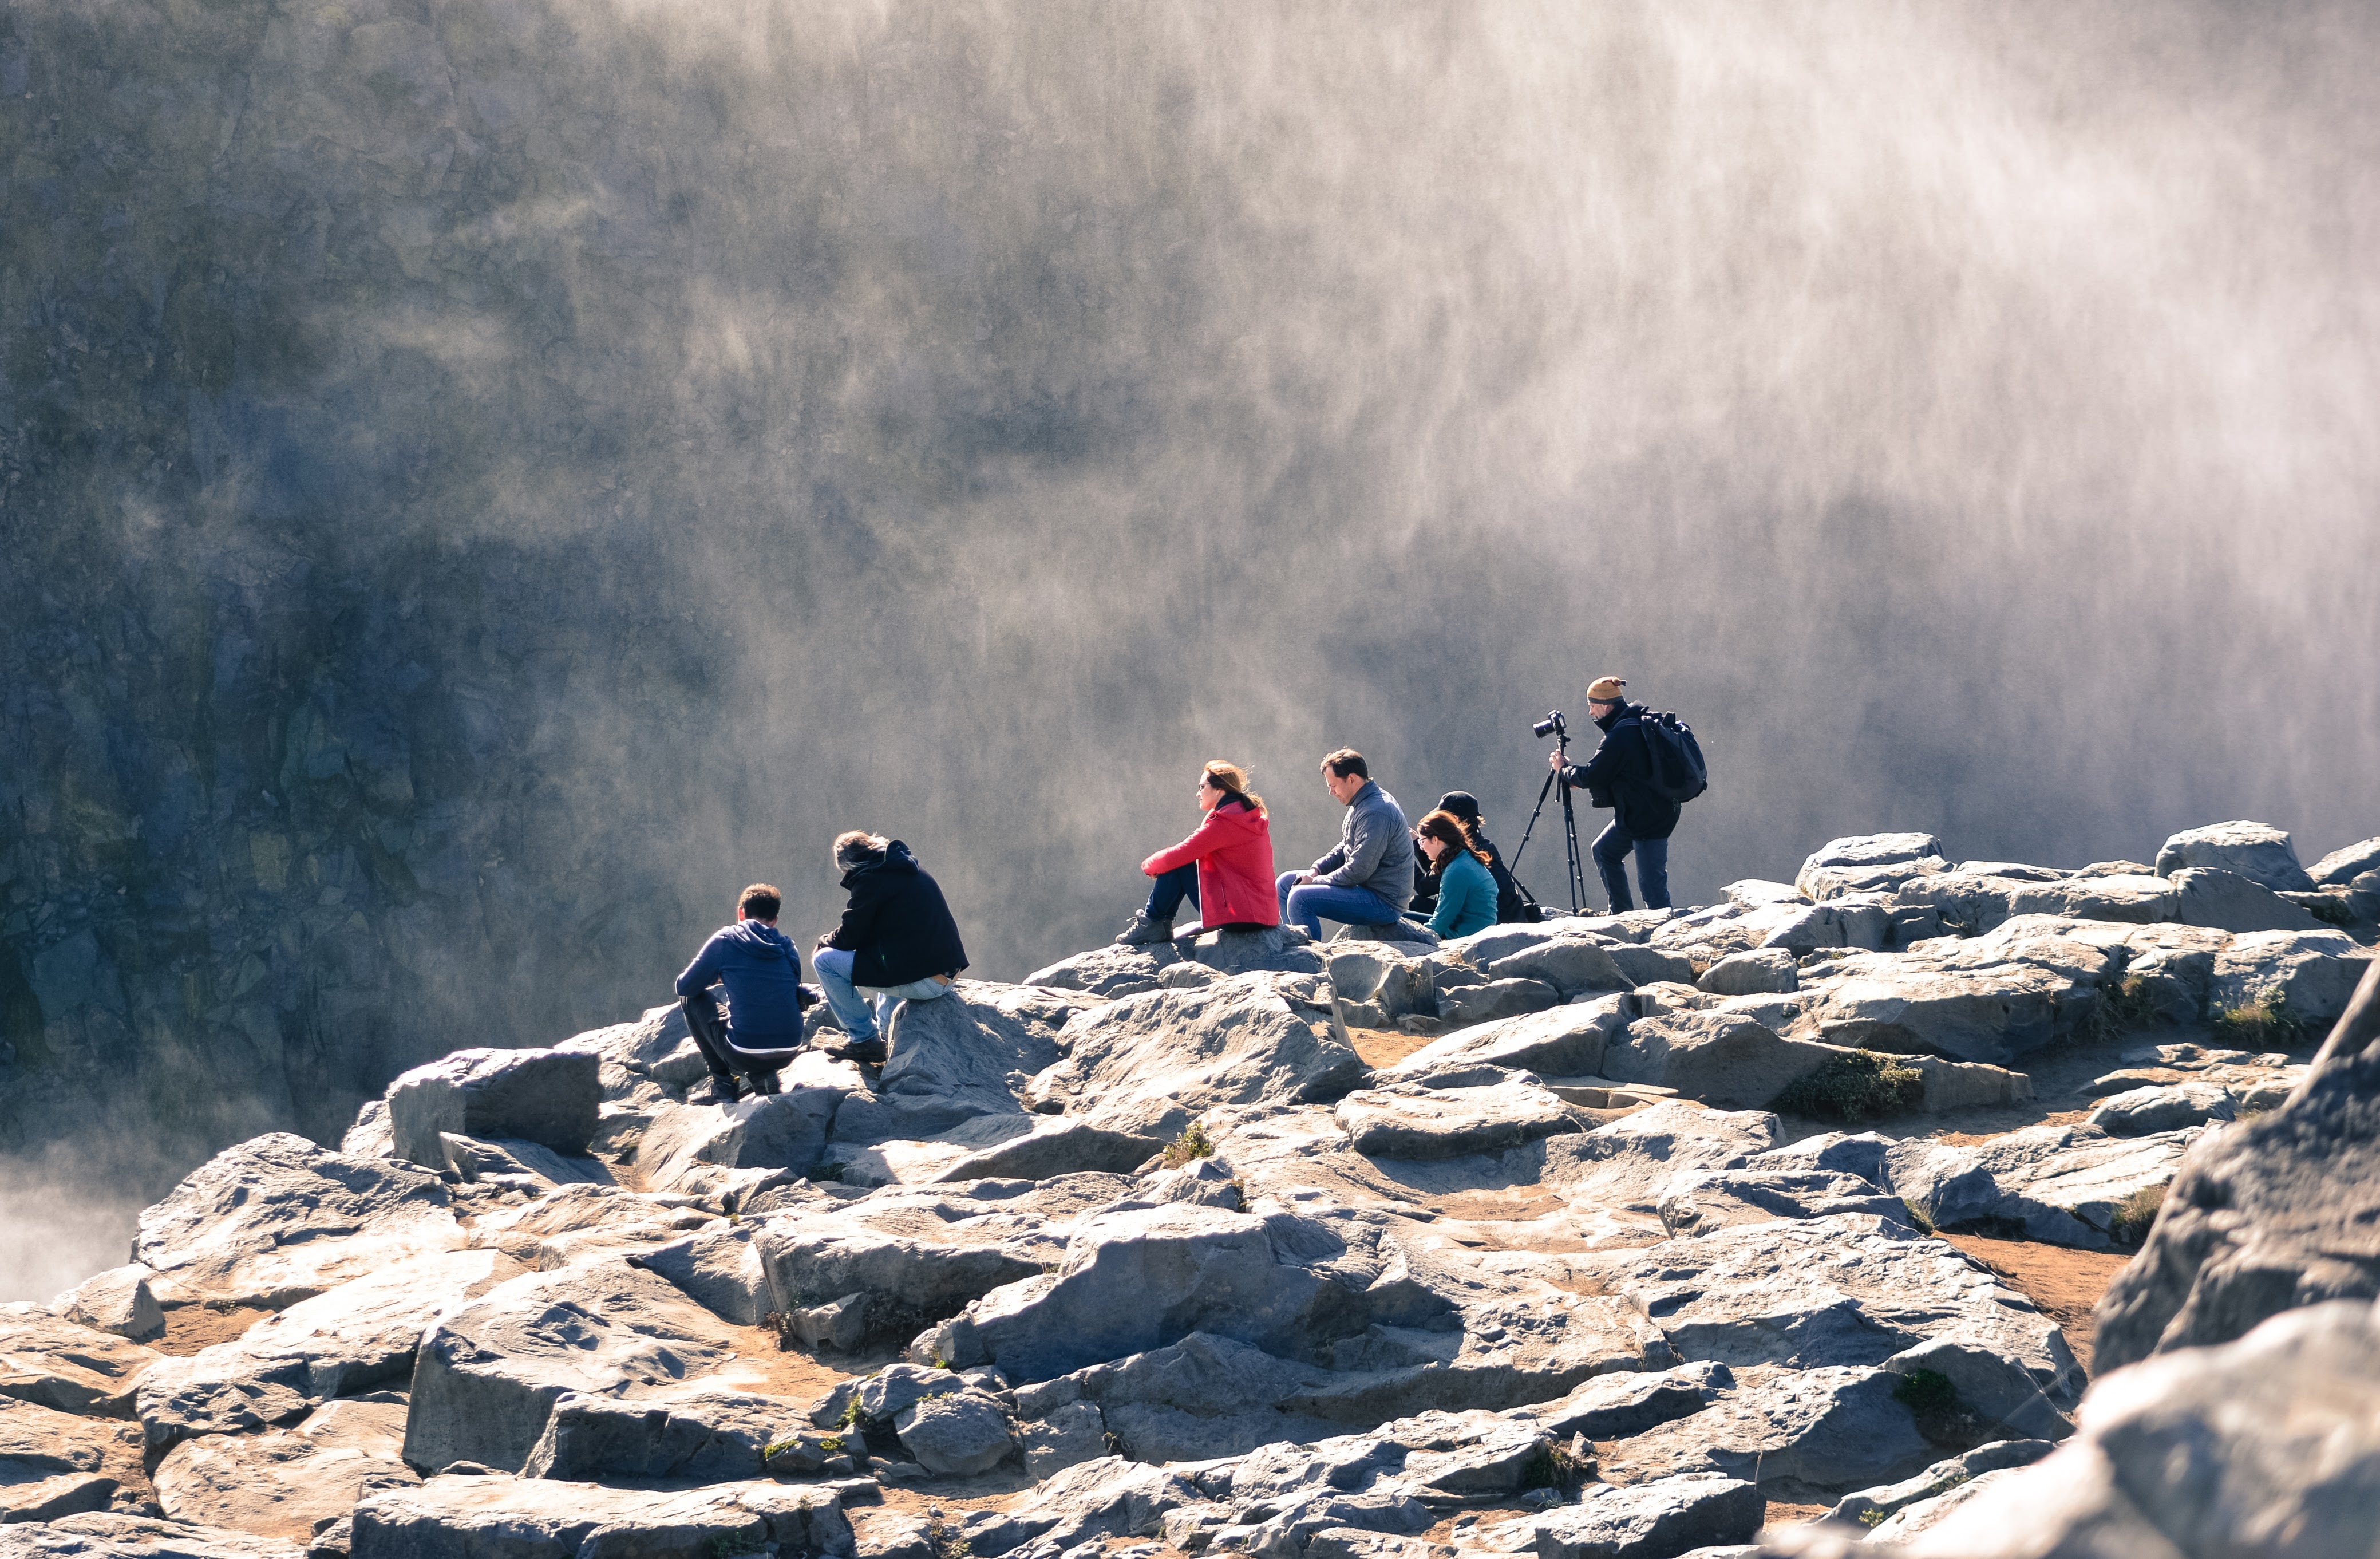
[1509,725,1590,913]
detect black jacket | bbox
[823,840,970,986]
[1562,702,1682,841]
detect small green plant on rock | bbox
[1893,1368,1986,1448]
[2109,1183,2166,1246]
[924,1505,973,1559]
[1161,1120,1216,1167]
[706,1524,768,1559]
[2083,974,2165,1040]
[1770,1050,1925,1123]
[836,1396,864,1431]
[2212,990,2302,1049]
[1519,1439,1591,1493]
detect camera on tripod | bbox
[1531,711,1567,741]
[1512,709,1588,913]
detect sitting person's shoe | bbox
[692,1074,746,1106]
[1112,914,1174,946]
[748,1069,782,1096]
[819,1036,887,1065]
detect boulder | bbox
[893,1390,1014,1476]
[2085,1082,2236,1138]
[518,1387,798,1482]
[1333,1080,1584,1161]
[402,1260,745,1474]
[2207,929,2373,1025]
[133,1135,461,1310]
[1608,945,1697,986]
[1018,1400,1109,1479]
[1022,943,1183,1000]
[1384,993,1631,1082]
[137,1248,519,1448]
[630,1225,768,1326]
[1596,1367,1929,1491]
[2093,960,2380,1373]
[0,1309,165,1419]
[1473,936,1633,1000]
[1026,975,1363,1143]
[1820,1299,2380,1558]
[870,984,1093,1132]
[1818,1438,2057,1529]
[432,1136,612,1189]
[2155,820,2316,891]
[1599,1012,1839,1111]
[632,1053,861,1193]
[1541,1100,1782,1213]
[2309,835,2380,888]
[1434,978,1560,1028]
[385,1048,601,1169]
[752,1218,1047,1348]
[152,1394,416,1541]
[1794,834,1948,901]
[349,1474,852,1559]
[0,1398,143,1522]
[1519,1361,1731,1441]
[1887,1122,2208,1251]
[1879,1335,2072,1442]
[955,1454,1207,1556]
[0,1514,308,1558]
[1793,961,2073,1065]
[1478,1474,1763,1558]
[1011,1332,1343,1463]
[1187,925,1327,977]
[2169,867,2325,933]
[1695,951,1797,997]
[1654,1170,1910,1238]
[340,1100,397,1158]
[49,1270,163,1345]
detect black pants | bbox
[679,992,801,1083]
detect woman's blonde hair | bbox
[1202,760,1266,818]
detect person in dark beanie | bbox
[674,883,809,1104]
[1550,675,1679,911]
[812,832,968,1064]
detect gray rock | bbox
[1436,978,1560,1028]
[49,1270,163,1345]
[0,1309,166,1419]
[1383,994,1631,1083]
[0,1470,121,1525]
[2093,960,2380,1372]
[1018,1401,1109,1479]
[153,1395,416,1542]
[1023,943,1184,1000]
[1828,1299,2380,1558]
[924,1117,1167,1182]
[401,1260,745,1474]
[1795,835,1948,901]
[1334,1081,1583,1161]
[1188,925,1327,978]
[1792,960,2074,1065]
[2156,819,2316,891]
[1599,1011,1849,1112]
[872,985,1094,1132]
[753,1217,1047,1348]
[1027,976,1363,1144]
[1520,1361,1732,1440]
[1697,951,1798,997]
[2170,867,2326,933]
[2085,1082,2236,1138]
[1881,1333,2073,1440]
[1887,1122,2207,1251]
[957,1454,1206,1556]
[1478,1474,1763,1559]
[1818,1438,2055,1528]
[133,1135,461,1310]
[1608,945,1698,986]
[1655,1171,1911,1238]
[2207,929,2374,1025]
[137,1248,519,1449]
[0,1514,309,1558]
[2309,835,2380,888]
[634,1063,856,1197]
[349,1474,851,1559]
[812,1363,970,1429]
[1599,1367,1928,1492]
[518,1387,797,1482]
[1541,1100,1782,1213]
[1475,936,1634,1000]
[339,1101,397,1159]
[630,1225,768,1325]
[893,1390,1013,1477]
[1010,1331,1342,1463]
[385,1049,601,1170]
[433,1135,613,1190]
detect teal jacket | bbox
[1429,850,1497,939]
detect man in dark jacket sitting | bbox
[675,883,811,1104]
[1551,676,1679,912]
[812,832,969,1064]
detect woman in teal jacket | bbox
[1414,809,1497,939]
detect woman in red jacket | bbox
[1112,760,1281,945]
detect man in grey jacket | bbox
[1276,748,1418,940]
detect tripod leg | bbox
[1508,766,1562,876]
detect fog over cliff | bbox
[2,0,2375,1296]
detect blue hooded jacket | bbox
[675,919,806,1045]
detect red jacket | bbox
[1141,802,1280,928]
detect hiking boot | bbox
[820,1037,887,1065]
[748,1069,782,1096]
[1113,914,1174,946]
[692,1075,746,1106]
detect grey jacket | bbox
[1312,780,1414,910]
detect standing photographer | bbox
[1549,676,1678,911]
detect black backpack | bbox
[1636,711,1709,803]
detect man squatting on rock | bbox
[1276,748,1419,941]
[1550,674,1678,912]
[674,882,810,1105]
[811,831,970,1065]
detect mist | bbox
[2,0,2375,1297]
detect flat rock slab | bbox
[2085,1082,2235,1137]
[152,1394,416,1541]
[2208,930,2373,1024]
[1540,1101,1782,1214]
[49,1270,164,1345]
[1886,1121,2208,1251]
[1334,1082,1584,1161]
[137,1249,520,1448]
[753,1213,1052,1348]
[402,1260,749,1475]
[2156,820,2314,891]
[1597,1366,1928,1491]
[1382,996,1631,1083]
[1475,1473,1764,1558]
[0,1514,308,1558]
[0,1310,163,1419]
[386,1048,601,1169]
[1793,962,2074,1066]
[520,1387,800,1482]
[350,1474,851,1559]
[133,1135,461,1310]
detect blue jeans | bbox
[1276,871,1399,940]
[812,946,953,1042]
[1592,824,1670,912]
[1144,863,1201,921]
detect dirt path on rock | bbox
[1944,1235,2133,1375]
